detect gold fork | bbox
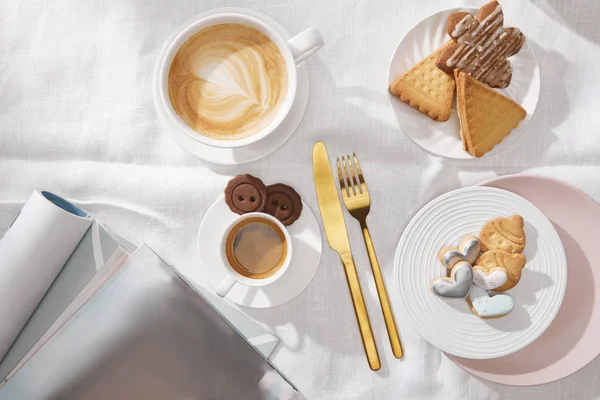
[337,154,403,359]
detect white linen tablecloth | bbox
[2,0,600,398]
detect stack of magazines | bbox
[0,190,297,399]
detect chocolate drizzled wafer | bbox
[265,184,302,226]
[436,1,526,88]
[224,174,268,215]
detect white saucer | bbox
[152,7,310,166]
[394,187,566,359]
[387,7,540,159]
[197,196,322,308]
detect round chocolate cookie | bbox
[265,183,303,226]
[225,174,268,215]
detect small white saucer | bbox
[197,196,322,308]
[152,7,310,166]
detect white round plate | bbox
[394,187,566,359]
[387,7,540,159]
[152,7,310,166]
[197,196,322,308]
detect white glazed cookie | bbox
[467,285,514,319]
[475,249,526,292]
[431,261,473,299]
[472,266,508,290]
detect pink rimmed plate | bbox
[448,175,600,385]
[394,186,566,359]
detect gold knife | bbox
[312,141,381,371]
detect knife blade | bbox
[312,141,381,371]
[312,142,353,254]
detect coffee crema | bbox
[225,217,288,279]
[168,23,289,141]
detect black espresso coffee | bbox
[225,217,288,279]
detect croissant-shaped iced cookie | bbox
[479,215,526,254]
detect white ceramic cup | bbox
[157,12,324,149]
[216,212,293,297]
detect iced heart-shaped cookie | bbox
[475,250,526,292]
[472,266,508,290]
[479,215,526,254]
[431,261,473,298]
[467,285,514,319]
[438,235,481,269]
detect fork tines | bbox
[336,154,367,197]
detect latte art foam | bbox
[168,24,289,140]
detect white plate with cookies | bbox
[387,4,540,159]
[394,187,566,359]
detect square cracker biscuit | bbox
[389,41,456,122]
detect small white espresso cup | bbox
[216,212,293,297]
[157,11,324,149]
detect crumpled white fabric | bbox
[1,0,600,399]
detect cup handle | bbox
[216,275,236,297]
[287,27,324,65]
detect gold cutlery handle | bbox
[340,253,381,371]
[361,222,403,359]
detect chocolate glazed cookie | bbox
[224,175,268,215]
[265,184,303,226]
